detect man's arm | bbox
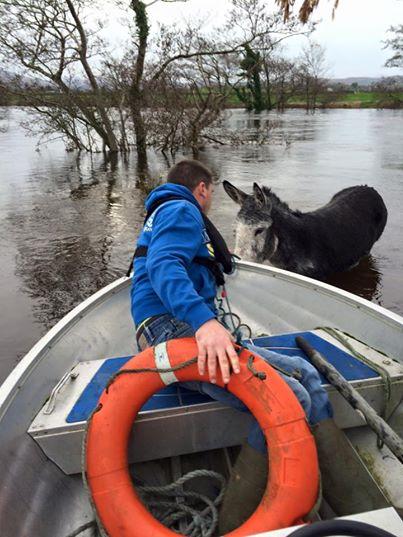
[146,203,239,383]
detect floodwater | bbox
[0,107,402,384]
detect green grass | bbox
[341,92,378,102]
[225,91,403,109]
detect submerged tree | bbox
[110,0,311,159]
[0,0,320,170]
[236,45,264,111]
[295,40,328,111]
[264,55,300,111]
[223,6,311,112]
[0,0,119,152]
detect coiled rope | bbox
[137,469,226,537]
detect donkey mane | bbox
[261,186,302,216]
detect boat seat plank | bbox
[66,330,382,425]
[248,331,379,383]
[28,329,403,474]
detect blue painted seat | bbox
[67,331,379,424]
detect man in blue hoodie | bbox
[131,159,333,532]
[131,159,240,384]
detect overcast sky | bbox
[102,0,403,79]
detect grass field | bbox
[226,91,403,109]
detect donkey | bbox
[223,181,387,279]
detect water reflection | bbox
[325,255,383,305]
[231,111,316,143]
[7,152,147,329]
[0,108,9,132]
[14,235,110,328]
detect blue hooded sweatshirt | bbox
[131,183,217,331]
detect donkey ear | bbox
[253,183,266,208]
[253,183,272,212]
[223,180,247,205]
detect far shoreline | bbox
[1,102,403,111]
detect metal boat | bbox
[1,261,402,536]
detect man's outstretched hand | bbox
[195,319,240,384]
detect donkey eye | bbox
[254,227,265,237]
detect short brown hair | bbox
[167,159,213,191]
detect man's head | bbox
[167,159,215,214]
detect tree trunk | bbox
[130,0,149,179]
[65,0,118,153]
[263,63,273,111]
[251,68,264,112]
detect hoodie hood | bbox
[145,183,201,212]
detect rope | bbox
[137,469,226,537]
[81,402,108,537]
[247,355,267,381]
[304,473,323,522]
[105,357,198,392]
[319,327,393,420]
[64,521,97,537]
[217,284,252,343]
[105,352,267,390]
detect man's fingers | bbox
[207,347,217,384]
[217,349,230,384]
[227,345,241,374]
[197,343,207,376]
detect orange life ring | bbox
[85,337,319,537]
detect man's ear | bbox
[198,181,208,198]
[223,180,247,205]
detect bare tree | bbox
[296,40,328,111]
[372,77,403,108]
[0,0,323,169]
[0,0,118,152]
[143,24,235,155]
[123,0,311,165]
[263,55,300,111]
[219,6,311,112]
[101,51,137,153]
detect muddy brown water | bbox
[0,107,402,384]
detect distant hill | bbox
[331,76,403,87]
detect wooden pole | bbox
[296,336,403,464]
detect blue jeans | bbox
[136,314,332,453]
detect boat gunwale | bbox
[1,262,402,416]
[238,261,403,328]
[0,276,129,415]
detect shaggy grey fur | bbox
[223,180,387,279]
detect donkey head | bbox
[223,180,275,263]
